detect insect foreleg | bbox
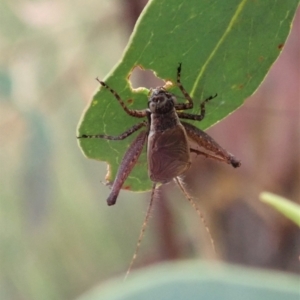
[175,63,194,110]
[77,121,147,140]
[106,130,148,206]
[182,121,241,168]
[97,78,147,118]
[175,63,217,113]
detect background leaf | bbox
[77,261,300,300]
[77,0,299,192]
[260,192,300,226]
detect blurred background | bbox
[0,1,299,299]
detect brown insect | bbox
[78,63,240,275]
[78,63,240,205]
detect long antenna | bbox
[124,182,157,280]
[174,177,216,254]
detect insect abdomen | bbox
[147,124,191,183]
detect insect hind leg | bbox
[174,177,216,253]
[106,130,147,205]
[125,182,157,279]
[190,148,240,168]
[182,121,241,168]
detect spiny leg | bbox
[175,63,217,112]
[177,93,217,121]
[125,182,157,280]
[174,177,216,254]
[106,130,147,206]
[183,121,241,168]
[96,78,147,118]
[77,121,147,140]
[175,63,194,110]
[190,148,234,164]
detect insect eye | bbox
[150,96,163,103]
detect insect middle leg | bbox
[96,78,147,118]
[177,93,217,121]
[77,121,147,140]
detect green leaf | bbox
[77,0,299,192]
[260,192,300,227]
[76,261,300,300]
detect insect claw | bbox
[107,194,117,206]
[230,158,241,168]
[177,62,182,72]
[95,77,105,86]
[100,180,111,187]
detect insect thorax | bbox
[148,87,180,132]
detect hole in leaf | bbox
[129,65,165,89]
[127,68,297,121]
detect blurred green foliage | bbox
[260,192,300,226]
[0,1,150,299]
[77,261,300,300]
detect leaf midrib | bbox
[191,0,248,97]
